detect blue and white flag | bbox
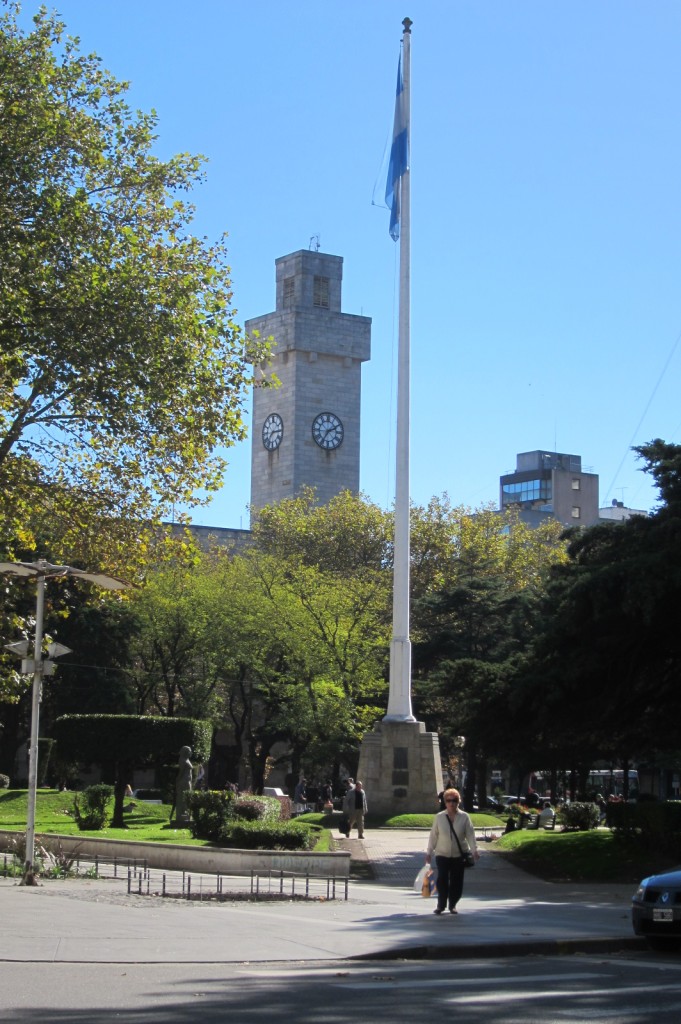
[385,54,408,241]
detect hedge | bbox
[53,715,212,765]
[608,800,681,858]
[218,819,316,851]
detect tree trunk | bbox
[111,759,133,828]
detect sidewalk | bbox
[0,829,642,963]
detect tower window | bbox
[283,277,295,307]
[313,275,330,308]
[571,506,581,519]
[572,478,581,490]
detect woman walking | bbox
[425,787,479,915]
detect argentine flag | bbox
[385,54,408,242]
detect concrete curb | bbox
[356,936,648,961]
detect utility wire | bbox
[604,325,681,504]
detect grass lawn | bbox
[0,790,331,850]
[297,810,506,830]
[494,827,678,884]
[0,789,202,844]
[2,792,671,880]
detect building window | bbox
[571,506,581,519]
[501,477,552,506]
[313,275,330,308]
[283,277,295,307]
[572,478,581,490]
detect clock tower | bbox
[247,249,371,511]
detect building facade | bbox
[246,249,371,511]
[500,450,600,527]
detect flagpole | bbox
[385,16,415,722]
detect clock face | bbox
[262,413,284,451]
[312,412,344,450]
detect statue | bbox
[175,745,193,824]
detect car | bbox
[632,867,681,949]
[485,795,523,812]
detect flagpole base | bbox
[356,718,443,815]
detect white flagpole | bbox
[385,17,415,722]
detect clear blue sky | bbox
[18,1,681,526]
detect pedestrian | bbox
[293,777,307,815]
[437,778,453,810]
[321,780,334,810]
[425,787,479,915]
[343,779,368,839]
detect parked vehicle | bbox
[632,868,681,949]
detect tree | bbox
[53,713,211,826]
[410,501,568,807]
[410,496,567,602]
[515,441,681,786]
[0,5,267,573]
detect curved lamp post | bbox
[0,560,130,884]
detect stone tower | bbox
[246,250,371,511]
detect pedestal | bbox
[356,719,443,816]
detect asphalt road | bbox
[2,952,681,1023]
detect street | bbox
[2,953,680,1022]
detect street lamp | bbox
[0,560,130,884]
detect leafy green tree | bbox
[516,440,681,789]
[0,5,267,573]
[411,502,568,808]
[410,497,567,603]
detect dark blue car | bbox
[632,867,681,950]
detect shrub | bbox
[233,797,267,821]
[235,795,282,823]
[218,819,315,850]
[608,800,681,858]
[0,774,10,789]
[560,801,600,831]
[72,784,113,831]
[187,789,235,842]
[42,838,82,877]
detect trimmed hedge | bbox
[234,796,281,823]
[53,714,212,765]
[219,819,316,851]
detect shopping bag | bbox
[339,813,350,836]
[413,865,428,892]
[414,865,436,897]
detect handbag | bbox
[447,815,475,868]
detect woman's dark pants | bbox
[435,855,465,911]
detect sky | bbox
[16,0,681,527]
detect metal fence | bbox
[2,851,349,901]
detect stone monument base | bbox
[356,719,443,816]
